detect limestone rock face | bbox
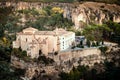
[1,2,120,30]
[71,2,120,29]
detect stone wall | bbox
[51,48,101,65]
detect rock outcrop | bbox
[71,2,120,29]
[11,48,103,79]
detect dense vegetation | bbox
[82,21,120,44]
[0,7,13,25]
[0,6,26,80]
[59,59,120,80]
[0,0,120,5]
[0,6,73,33]
[0,40,26,80]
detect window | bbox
[62,42,64,49]
[26,38,27,42]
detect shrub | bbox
[92,42,96,47]
[102,40,104,45]
[99,46,108,54]
[96,41,100,46]
[72,46,76,49]
[22,51,27,57]
[80,45,84,48]
[86,40,91,47]
[38,55,54,65]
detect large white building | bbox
[13,27,75,58]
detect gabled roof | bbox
[23,27,38,31]
[19,27,74,36]
[22,27,38,34]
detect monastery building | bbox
[13,27,75,58]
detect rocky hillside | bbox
[0,1,120,29]
[72,2,120,29]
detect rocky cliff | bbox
[1,1,120,29]
[72,2,120,29]
[11,48,103,80]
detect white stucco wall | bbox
[59,32,75,51]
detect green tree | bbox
[22,50,27,57]
[86,40,91,47]
[0,24,4,38]
[96,41,100,46]
[43,6,52,16]
[92,42,96,47]
[0,6,13,25]
[80,40,83,46]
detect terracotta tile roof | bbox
[23,27,38,31]
[18,27,74,36]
